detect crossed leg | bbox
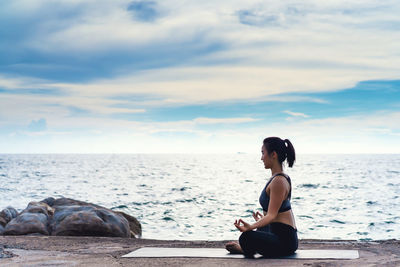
[238,230,284,258]
[225,241,243,254]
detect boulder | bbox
[0,217,6,228]
[4,212,49,235]
[115,211,142,238]
[50,205,130,237]
[42,197,103,209]
[3,202,52,235]
[24,201,54,217]
[45,197,142,238]
[1,197,141,238]
[0,207,18,227]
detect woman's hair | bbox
[263,137,296,167]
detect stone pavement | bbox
[0,236,399,266]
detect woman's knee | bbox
[239,231,251,241]
[239,231,255,247]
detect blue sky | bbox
[1,0,399,153]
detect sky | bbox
[1,0,400,153]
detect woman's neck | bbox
[270,165,283,177]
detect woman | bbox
[225,137,298,258]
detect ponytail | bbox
[263,137,296,168]
[284,139,296,167]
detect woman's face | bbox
[261,145,272,169]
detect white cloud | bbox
[3,0,400,105]
[0,75,49,90]
[193,117,259,124]
[1,0,400,153]
[284,110,309,118]
[2,106,399,153]
[51,66,396,106]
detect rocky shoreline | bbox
[0,198,141,238]
[0,236,399,266]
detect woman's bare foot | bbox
[225,241,243,254]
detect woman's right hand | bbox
[252,211,263,221]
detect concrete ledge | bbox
[0,236,399,266]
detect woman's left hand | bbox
[252,211,263,221]
[234,219,253,232]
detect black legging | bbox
[239,222,298,258]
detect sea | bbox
[0,154,399,241]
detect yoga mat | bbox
[122,247,359,259]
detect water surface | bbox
[0,154,399,241]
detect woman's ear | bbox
[272,151,278,159]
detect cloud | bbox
[2,110,399,153]
[127,1,159,22]
[193,117,259,124]
[28,118,47,132]
[237,10,284,27]
[2,0,400,84]
[0,91,147,130]
[0,75,50,90]
[1,1,400,153]
[49,66,395,106]
[284,110,310,118]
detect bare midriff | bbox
[263,210,296,229]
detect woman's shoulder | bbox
[271,172,290,180]
[270,174,291,187]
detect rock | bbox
[1,197,141,238]
[0,218,6,228]
[43,197,100,208]
[4,212,49,235]
[115,211,142,238]
[0,207,18,227]
[3,202,54,235]
[3,202,52,235]
[41,197,56,207]
[46,197,141,238]
[24,201,54,217]
[50,205,130,238]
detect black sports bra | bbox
[259,173,292,213]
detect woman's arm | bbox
[234,176,288,232]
